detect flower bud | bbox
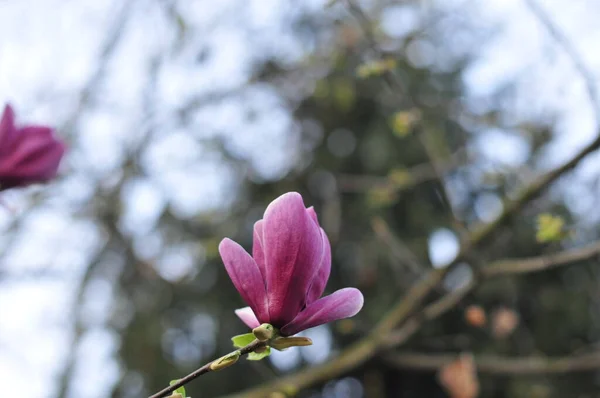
[253,323,275,341]
[210,351,240,371]
[0,104,65,190]
[270,336,313,351]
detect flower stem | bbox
[148,339,266,398]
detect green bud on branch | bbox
[210,351,240,371]
[270,336,313,351]
[252,323,276,341]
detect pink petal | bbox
[280,288,364,336]
[262,192,324,326]
[306,206,319,226]
[235,307,261,329]
[219,238,270,323]
[252,220,266,280]
[0,104,18,152]
[0,126,65,187]
[305,228,332,305]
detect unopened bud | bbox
[210,351,240,371]
[270,336,313,351]
[253,323,275,341]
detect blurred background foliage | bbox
[2,0,600,397]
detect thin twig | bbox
[337,148,468,193]
[345,0,467,232]
[524,0,600,117]
[385,240,600,347]
[61,1,135,138]
[483,240,600,277]
[371,216,423,275]
[149,339,266,398]
[383,351,600,374]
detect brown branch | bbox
[371,217,423,275]
[418,127,469,237]
[385,240,600,347]
[483,241,600,277]
[149,339,266,398]
[383,351,600,374]
[337,148,468,193]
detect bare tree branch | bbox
[524,0,600,117]
[483,240,600,277]
[383,351,600,374]
[337,148,468,193]
[385,240,600,347]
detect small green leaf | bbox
[536,213,567,243]
[247,346,271,361]
[169,380,186,397]
[388,168,413,188]
[356,58,397,78]
[390,109,421,137]
[367,186,397,208]
[231,333,256,348]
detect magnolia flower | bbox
[0,104,65,190]
[219,192,364,337]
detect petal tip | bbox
[218,237,235,253]
[235,307,261,329]
[346,288,364,317]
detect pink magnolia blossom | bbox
[0,104,65,190]
[219,192,364,336]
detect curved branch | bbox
[384,351,600,374]
[483,241,600,277]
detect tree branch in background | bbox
[371,217,423,276]
[336,148,468,193]
[345,0,468,233]
[524,0,600,117]
[385,240,600,347]
[61,1,135,138]
[482,240,600,277]
[418,129,469,237]
[383,351,600,374]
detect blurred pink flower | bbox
[0,104,65,190]
[220,192,363,336]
